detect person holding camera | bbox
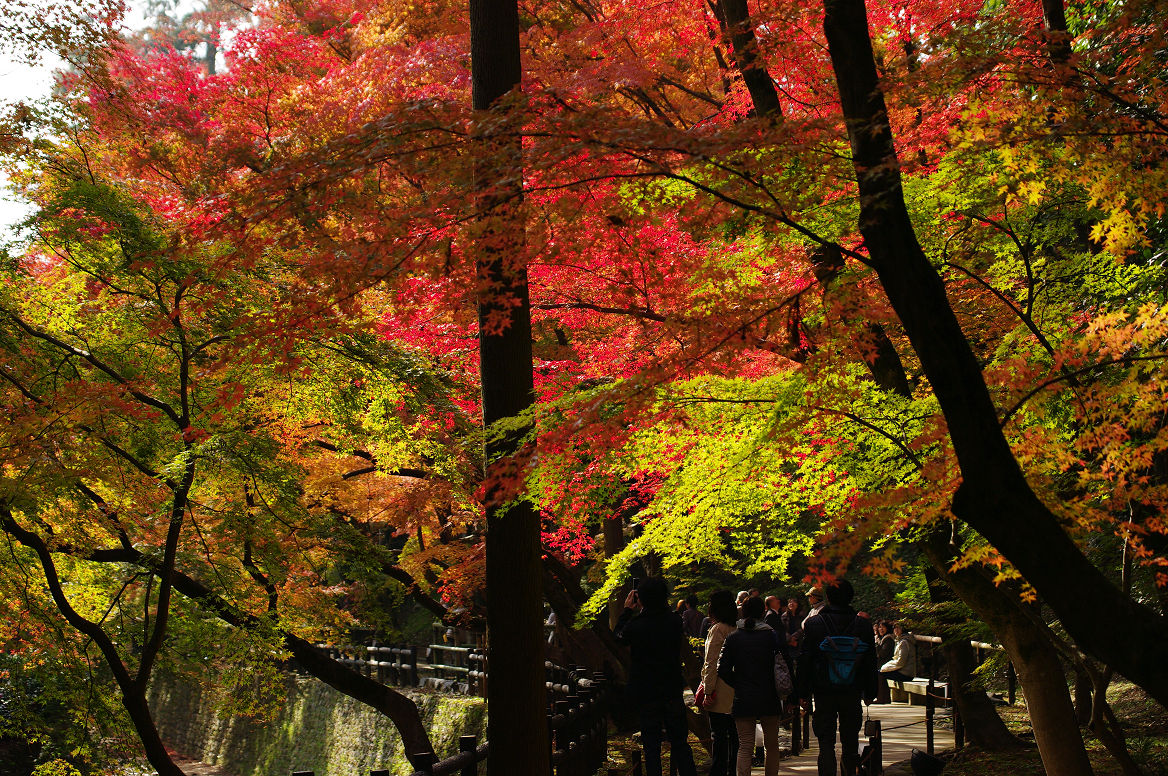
[614,576,698,776]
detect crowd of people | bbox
[618,579,919,776]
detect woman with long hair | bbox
[718,596,783,776]
[699,591,739,776]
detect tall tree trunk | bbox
[821,0,1168,707]
[604,515,627,628]
[920,535,1094,776]
[1074,666,1094,725]
[924,565,1021,750]
[1,508,185,776]
[716,0,782,118]
[1041,0,1072,65]
[469,1,550,773]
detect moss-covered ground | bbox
[942,681,1168,776]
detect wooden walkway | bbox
[759,702,954,774]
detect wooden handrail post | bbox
[554,699,571,776]
[955,698,965,750]
[460,735,477,776]
[411,752,437,775]
[1007,661,1016,705]
[408,646,420,687]
[925,689,935,755]
[548,707,557,775]
[864,717,881,774]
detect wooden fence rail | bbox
[401,670,608,776]
[290,654,608,776]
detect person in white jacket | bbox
[699,590,739,776]
[879,622,916,683]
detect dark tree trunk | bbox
[469,1,550,773]
[717,0,782,118]
[821,0,1168,707]
[1074,665,1094,725]
[920,534,1093,775]
[1041,0,1072,65]
[542,554,629,683]
[604,516,626,628]
[945,638,1022,750]
[924,565,1021,750]
[74,541,439,767]
[1,509,185,776]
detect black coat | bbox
[796,604,878,702]
[614,606,687,702]
[717,623,782,717]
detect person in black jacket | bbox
[614,576,697,776]
[717,596,783,776]
[796,579,877,776]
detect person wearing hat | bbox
[801,586,826,630]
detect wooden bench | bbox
[886,678,949,707]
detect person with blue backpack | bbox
[795,579,878,776]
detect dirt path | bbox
[168,750,237,776]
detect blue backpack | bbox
[817,615,869,688]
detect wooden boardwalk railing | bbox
[291,650,608,776]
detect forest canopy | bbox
[1,0,1167,772]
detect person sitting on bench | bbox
[878,622,915,684]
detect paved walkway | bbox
[753,702,954,774]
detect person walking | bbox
[614,576,698,776]
[796,579,877,776]
[698,591,740,776]
[718,596,785,776]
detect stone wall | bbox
[148,675,486,776]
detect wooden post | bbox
[789,702,799,756]
[460,734,477,776]
[407,646,420,687]
[1007,661,1016,705]
[411,753,437,775]
[593,673,608,772]
[864,718,881,775]
[567,694,582,776]
[955,698,965,750]
[803,701,810,750]
[548,707,557,775]
[632,749,644,776]
[925,688,935,755]
[555,700,571,776]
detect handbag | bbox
[774,653,793,696]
